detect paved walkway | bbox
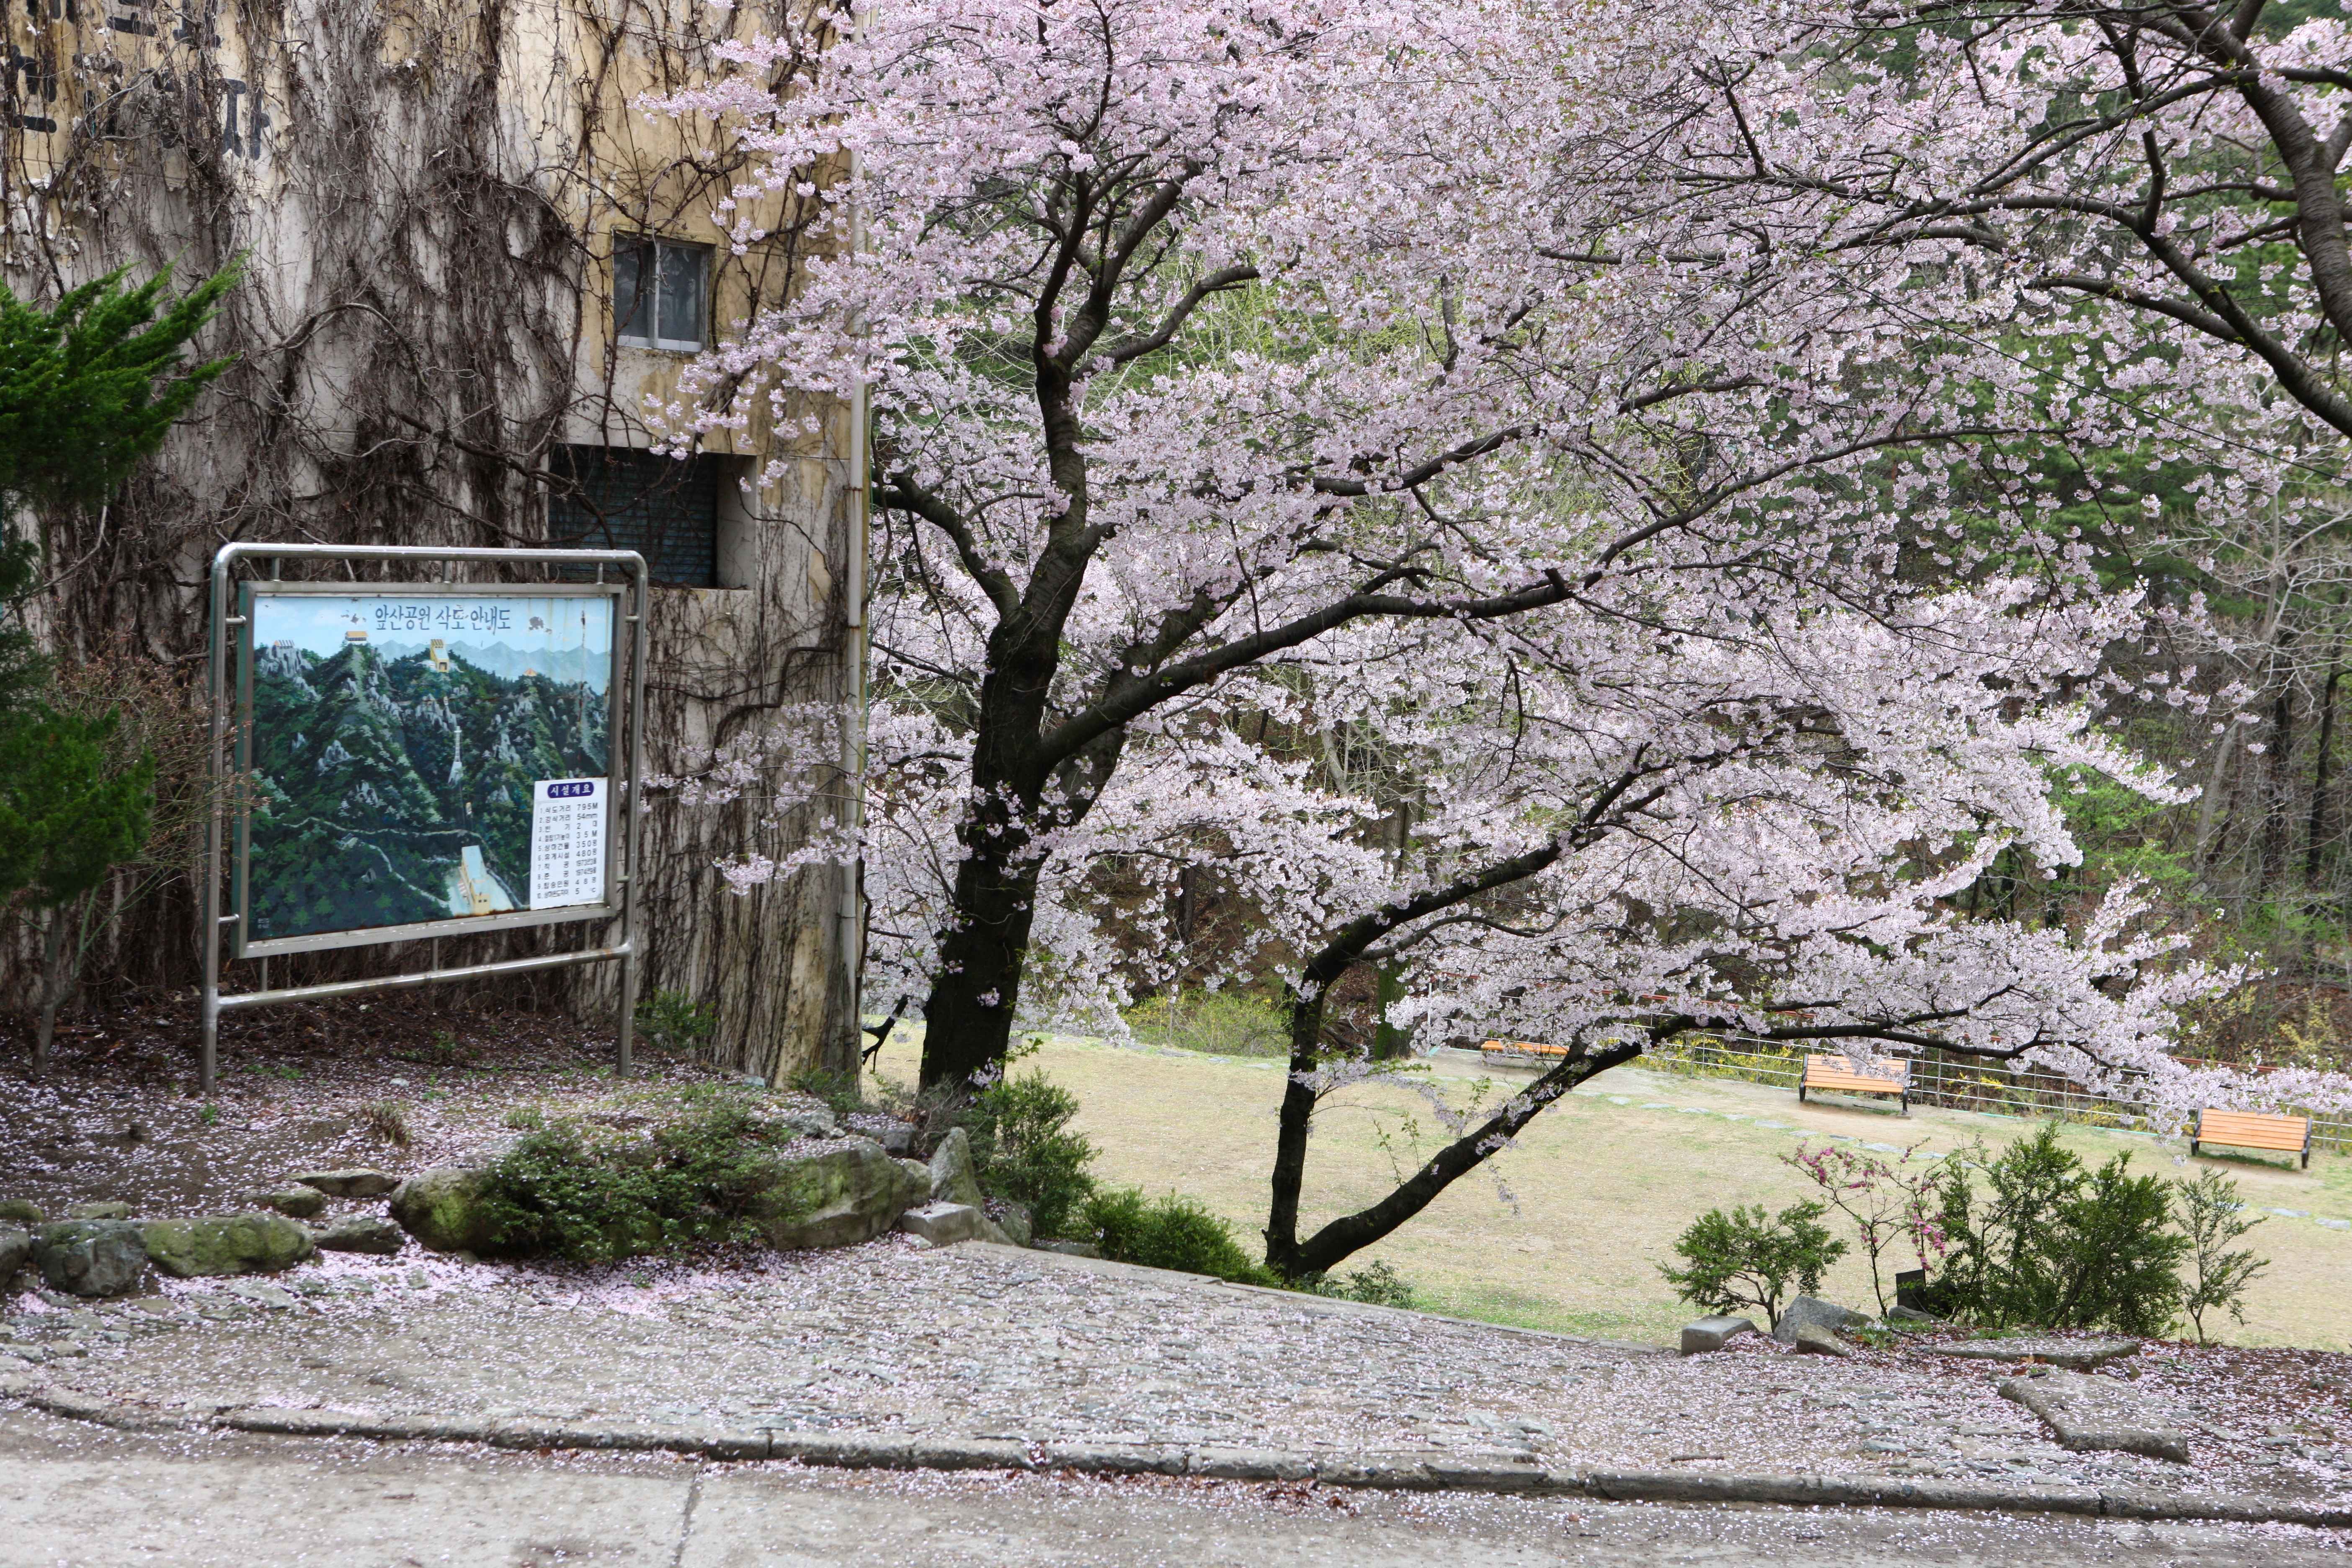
[1,1408,2344,1568]
[5,1240,2347,1511]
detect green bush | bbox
[1124,988,1289,1057]
[1928,1125,2187,1335]
[1304,1259,1417,1308]
[1083,1187,1277,1285]
[963,1071,1098,1238]
[476,1102,790,1263]
[1660,1200,1847,1328]
[634,989,717,1058]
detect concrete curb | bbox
[8,1379,2346,1528]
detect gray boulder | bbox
[312,1215,407,1255]
[64,1201,134,1222]
[1772,1295,1867,1345]
[0,1225,31,1283]
[240,1185,327,1220]
[1886,1305,1946,1332]
[749,1140,930,1251]
[141,1213,316,1278]
[899,1201,990,1245]
[387,1168,500,1254]
[35,1220,148,1297]
[928,1127,988,1209]
[1792,1323,1853,1358]
[289,1169,401,1199]
[1679,1315,1758,1355]
[0,1200,42,1227]
[989,1199,1034,1248]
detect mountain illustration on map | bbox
[243,609,611,944]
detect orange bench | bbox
[1481,1039,1567,1063]
[1798,1053,1910,1115]
[2191,1108,2312,1170]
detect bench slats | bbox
[1802,1055,1908,1093]
[2195,1109,2309,1153]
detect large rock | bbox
[989,1199,1034,1248]
[899,1201,990,1246]
[141,1213,317,1278]
[1680,1315,1758,1355]
[2001,1372,2188,1462]
[1772,1295,1867,1345]
[289,1169,401,1199]
[1791,1323,1852,1358]
[749,1140,929,1251]
[64,1202,133,1222]
[929,1127,988,1209]
[845,1114,913,1155]
[387,1168,500,1254]
[240,1185,327,1220]
[35,1220,148,1297]
[312,1215,407,1256]
[0,1225,31,1282]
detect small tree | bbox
[1659,1201,1847,1330]
[0,264,235,1075]
[1784,1141,1947,1316]
[2177,1171,2269,1345]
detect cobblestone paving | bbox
[4,1240,2348,1508]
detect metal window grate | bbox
[547,444,721,588]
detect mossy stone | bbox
[749,1140,929,1251]
[387,1167,498,1253]
[0,1199,43,1227]
[140,1213,316,1278]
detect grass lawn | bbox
[873,1029,2352,1350]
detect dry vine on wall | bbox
[0,0,864,1082]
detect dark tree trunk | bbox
[2260,678,2298,892]
[2306,658,2342,890]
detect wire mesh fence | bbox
[1617,1034,2352,1157]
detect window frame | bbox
[612,235,711,353]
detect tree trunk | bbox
[2306,658,2342,890]
[2259,676,2298,892]
[33,897,77,1079]
[918,847,1046,1090]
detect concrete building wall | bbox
[1,0,862,1080]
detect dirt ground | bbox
[871,1031,2352,1351]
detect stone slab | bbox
[1679,1315,1756,1355]
[2000,1373,2189,1463]
[1932,1338,2140,1370]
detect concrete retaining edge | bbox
[7,1380,2345,1528]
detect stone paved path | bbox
[5,1239,2348,1509]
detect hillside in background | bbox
[245,641,609,941]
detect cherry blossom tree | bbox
[648,0,2352,1277]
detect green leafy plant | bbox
[1304,1259,1417,1308]
[504,1105,547,1132]
[1124,987,1289,1057]
[359,1100,412,1148]
[962,1071,1097,1239]
[1659,1200,1848,1329]
[635,989,717,1058]
[475,1103,794,1263]
[1929,1125,2187,1335]
[2176,1171,2269,1343]
[1083,1187,1277,1285]
[0,265,238,1075]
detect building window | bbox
[613,236,709,351]
[547,444,725,588]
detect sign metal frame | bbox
[202,543,650,1091]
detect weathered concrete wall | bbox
[0,0,861,1078]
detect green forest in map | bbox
[244,638,610,943]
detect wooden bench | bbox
[1798,1053,1911,1115]
[2191,1108,2313,1169]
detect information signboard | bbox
[231,583,623,956]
